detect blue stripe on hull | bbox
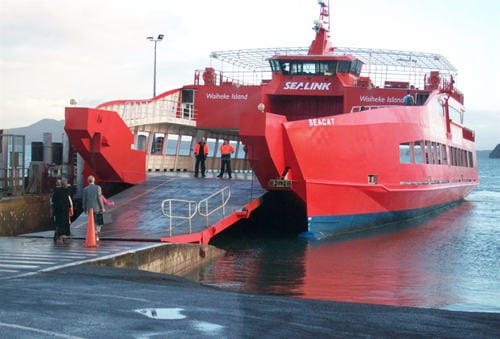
[303,200,464,239]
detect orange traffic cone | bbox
[84,208,99,248]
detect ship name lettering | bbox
[284,82,331,91]
[360,95,386,103]
[308,117,335,127]
[386,96,404,103]
[206,93,230,100]
[231,93,248,100]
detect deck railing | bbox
[100,96,197,128]
[198,186,231,227]
[161,186,231,235]
[161,199,198,236]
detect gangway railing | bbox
[198,186,231,227]
[161,186,231,235]
[161,199,198,236]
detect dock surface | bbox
[1,264,498,337]
[26,172,265,242]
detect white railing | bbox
[161,199,198,236]
[160,186,231,235]
[198,186,231,227]
[99,93,197,128]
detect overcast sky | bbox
[1,0,499,149]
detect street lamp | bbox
[147,34,164,97]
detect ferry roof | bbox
[209,46,457,75]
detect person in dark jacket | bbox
[193,137,209,178]
[51,179,72,243]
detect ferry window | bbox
[269,59,281,72]
[425,141,433,164]
[430,142,438,164]
[399,143,412,164]
[165,134,179,155]
[435,142,442,164]
[229,140,238,158]
[181,90,194,104]
[178,135,192,156]
[337,61,350,73]
[350,60,362,76]
[451,147,457,166]
[137,133,148,152]
[303,62,316,75]
[414,141,424,164]
[215,138,222,157]
[416,93,429,106]
[280,61,291,75]
[468,151,474,168]
[151,133,164,154]
[441,144,448,165]
[319,61,337,75]
[206,138,217,157]
[236,141,246,159]
[291,62,303,75]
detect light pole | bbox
[147,34,164,97]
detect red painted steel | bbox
[65,107,146,184]
[161,196,263,244]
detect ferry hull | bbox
[240,93,478,238]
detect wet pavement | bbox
[1,265,498,337]
[0,236,163,280]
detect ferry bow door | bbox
[181,89,195,120]
[269,95,343,121]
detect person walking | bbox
[193,137,209,178]
[82,175,105,241]
[50,178,72,243]
[217,139,235,179]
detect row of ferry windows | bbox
[137,133,247,159]
[269,59,362,76]
[399,141,474,168]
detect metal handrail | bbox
[161,199,198,236]
[198,186,231,227]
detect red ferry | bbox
[65,1,478,238]
[239,1,478,237]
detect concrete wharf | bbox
[0,172,264,279]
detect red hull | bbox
[240,91,478,235]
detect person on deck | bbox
[403,90,415,106]
[193,137,209,178]
[217,139,235,179]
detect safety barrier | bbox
[161,199,198,236]
[161,186,231,235]
[198,186,231,227]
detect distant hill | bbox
[3,119,65,144]
[489,144,500,158]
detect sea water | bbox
[190,153,499,313]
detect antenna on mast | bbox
[313,0,330,34]
[309,0,333,55]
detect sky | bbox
[1,0,499,149]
